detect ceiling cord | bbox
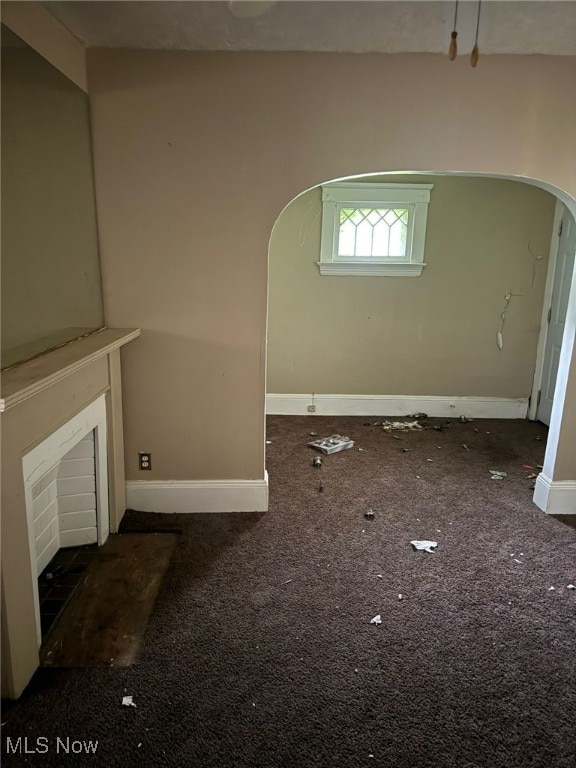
[471,1,482,67]
[449,1,459,60]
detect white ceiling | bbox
[43,1,576,56]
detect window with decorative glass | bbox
[318,182,433,276]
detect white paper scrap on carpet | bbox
[410,540,438,553]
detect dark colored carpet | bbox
[2,416,576,768]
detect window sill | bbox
[317,262,426,277]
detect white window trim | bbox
[318,182,433,276]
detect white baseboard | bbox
[533,473,576,515]
[126,472,268,514]
[266,394,529,419]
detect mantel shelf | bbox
[1,328,141,412]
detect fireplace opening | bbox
[31,427,101,640]
[38,544,98,640]
[22,394,110,647]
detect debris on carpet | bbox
[410,540,438,553]
[379,420,424,432]
[309,435,354,454]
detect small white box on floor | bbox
[309,435,355,455]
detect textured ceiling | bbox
[44,1,576,55]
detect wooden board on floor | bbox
[40,532,177,667]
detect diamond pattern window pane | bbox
[338,207,408,258]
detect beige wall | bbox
[87,50,576,484]
[1,30,104,367]
[267,176,555,397]
[1,1,87,91]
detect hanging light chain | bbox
[449,0,459,60]
[471,0,481,67]
[448,0,482,68]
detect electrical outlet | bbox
[307,404,316,413]
[139,452,152,471]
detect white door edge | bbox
[528,199,564,421]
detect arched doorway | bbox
[266,171,576,515]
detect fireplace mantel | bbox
[1,327,140,699]
[1,328,140,411]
